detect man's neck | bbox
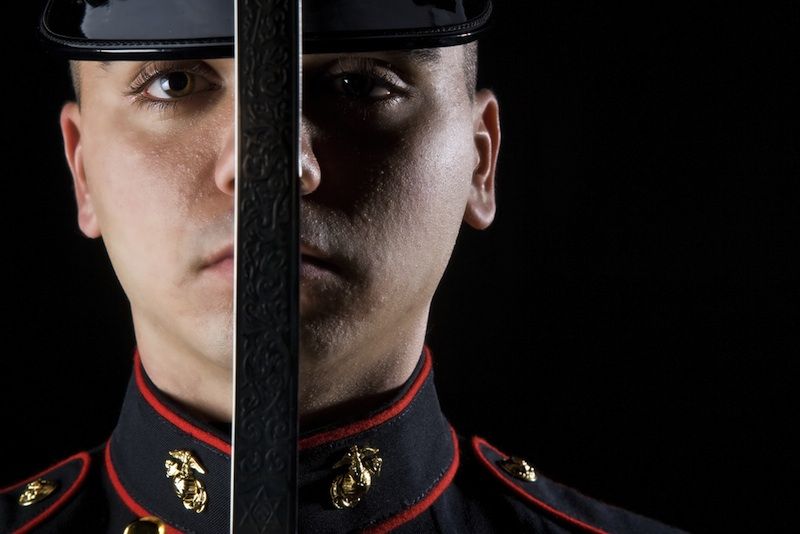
[297,323,428,431]
[133,315,234,425]
[132,306,428,431]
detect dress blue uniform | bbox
[5,1,690,531]
[1,347,686,533]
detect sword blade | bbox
[232,0,300,532]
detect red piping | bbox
[0,454,87,493]
[133,349,231,455]
[105,441,182,534]
[300,346,433,450]
[5,452,91,534]
[362,426,460,534]
[471,436,609,534]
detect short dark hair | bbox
[69,60,80,104]
[463,41,478,100]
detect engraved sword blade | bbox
[232,0,300,532]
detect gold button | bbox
[499,456,537,482]
[18,479,58,506]
[123,516,166,534]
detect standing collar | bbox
[106,347,457,533]
[297,346,459,532]
[106,350,232,533]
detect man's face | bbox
[299,45,498,365]
[62,59,236,367]
[61,45,497,376]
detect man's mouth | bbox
[200,242,340,280]
[204,244,234,265]
[201,243,234,280]
[300,243,339,278]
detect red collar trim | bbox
[299,346,433,450]
[133,349,231,455]
[471,436,609,534]
[362,425,460,534]
[3,452,91,534]
[133,345,431,454]
[104,441,183,534]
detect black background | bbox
[2,2,796,533]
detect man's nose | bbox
[300,118,321,195]
[214,120,235,196]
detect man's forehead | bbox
[78,58,227,76]
[80,47,452,74]
[302,48,448,68]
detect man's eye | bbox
[144,72,211,100]
[332,74,393,99]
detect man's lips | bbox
[202,244,234,269]
[300,243,339,274]
[200,242,339,275]
[301,254,336,270]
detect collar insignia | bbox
[330,445,383,509]
[165,450,208,513]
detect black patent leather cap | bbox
[39,0,492,59]
[40,0,235,59]
[304,0,493,53]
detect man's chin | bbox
[298,315,352,364]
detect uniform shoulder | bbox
[467,435,689,534]
[0,450,97,534]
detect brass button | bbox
[499,456,537,482]
[18,479,58,506]
[330,445,383,509]
[123,516,166,534]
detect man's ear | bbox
[60,101,100,238]
[463,88,500,230]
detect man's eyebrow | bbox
[408,48,441,65]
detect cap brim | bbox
[40,0,492,59]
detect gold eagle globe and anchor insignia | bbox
[164,450,208,513]
[499,456,537,482]
[17,478,58,506]
[330,445,384,509]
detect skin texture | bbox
[61,59,236,422]
[298,47,500,425]
[60,46,500,426]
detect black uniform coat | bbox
[1,348,686,533]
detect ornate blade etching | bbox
[233,0,300,532]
